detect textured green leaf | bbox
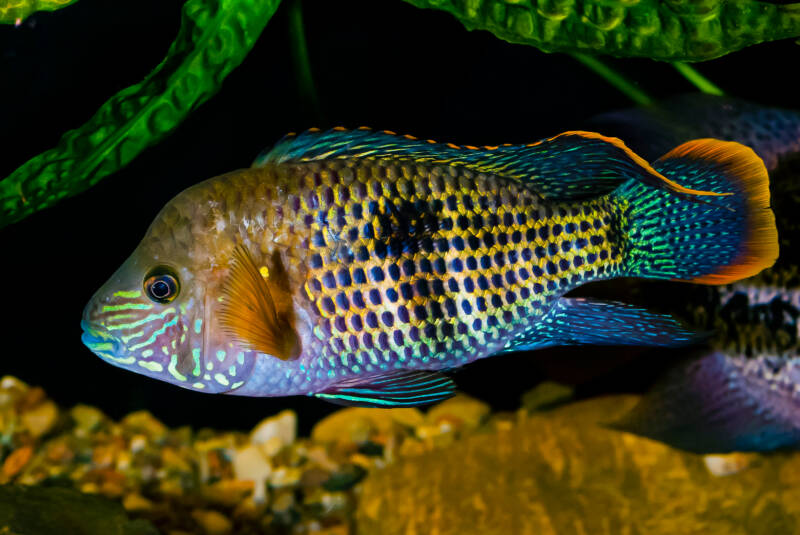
[0,0,79,24]
[402,0,800,62]
[0,0,281,229]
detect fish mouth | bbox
[81,320,128,361]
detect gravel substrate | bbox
[0,375,501,534]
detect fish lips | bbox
[80,319,127,361]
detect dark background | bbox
[0,0,797,435]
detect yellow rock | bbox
[0,376,29,407]
[21,400,58,437]
[120,411,167,440]
[269,466,302,488]
[69,405,107,435]
[520,381,574,412]
[427,394,489,431]
[2,445,33,479]
[250,410,296,450]
[703,453,758,477]
[232,445,271,503]
[190,509,232,535]
[122,492,154,511]
[202,479,254,507]
[356,395,800,535]
[311,407,424,444]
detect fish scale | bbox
[265,157,623,379]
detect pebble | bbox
[21,400,59,437]
[2,445,32,479]
[202,479,254,507]
[703,453,756,476]
[120,411,167,441]
[311,407,424,444]
[269,466,302,488]
[250,410,296,452]
[232,445,272,503]
[271,489,295,513]
[191,509,233,535]
[122,492,154,512]
[0,375,501,534]
[521,381,575,412]
[323,464,366,491]
[70,405,106,436]
[427,394,490,431]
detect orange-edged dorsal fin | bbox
[219,245,299,360]
[252,128,725,202]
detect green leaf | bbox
[401,0,800,62]
[0,0,282,229]
[0,0,80,24]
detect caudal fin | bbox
[611,351,800,453]
[615,139,778,285]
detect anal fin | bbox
[314,370,456,408]
[501,298,698,353]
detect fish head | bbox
[81,179,258,394]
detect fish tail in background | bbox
[614,139,778,285]
[610,351,800,453]
[589,94,800,170]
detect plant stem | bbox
[571,53,653,107]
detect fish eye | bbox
[144,266,180,304]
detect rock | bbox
[122,492,154,512]
[250,410,296,454]
[269,466,302,488]
[704,453,757,476]
[231,445,271,503]
[314,526,349,535]
[190,509,232,535]
[356,395,800,535]
[0,484,159,535]
[70,405,107,436]
[300,467,331,488]
[323,464,366,491]
[271,489,295,513]
[21,400,59,437]
[1,445,33,479]
[520,381,575,412]
[232,496,266,520]
[120,411,167,442]
[201,479,254,507]
[129,435,147,453]
[311,407,424,444]
[427,394,489,431]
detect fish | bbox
[588,97,800,452]
[613,281,800,453]
[587,93,800,171]
[80,128,778,407]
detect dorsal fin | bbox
[254,128,727,201]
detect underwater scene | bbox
[2,0,800,533]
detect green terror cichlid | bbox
[81,128,778,407]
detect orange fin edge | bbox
[661,139,778,285]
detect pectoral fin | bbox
[219,245,299,361]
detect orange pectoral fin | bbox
[219,245,300,361]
